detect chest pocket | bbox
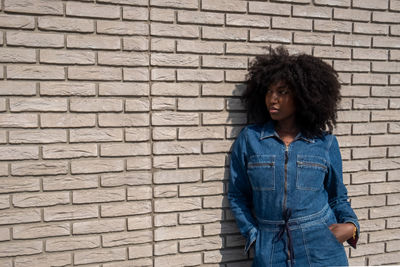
[296,155,328,191]
[247,155,275,191]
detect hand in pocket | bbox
[328,223,355,243]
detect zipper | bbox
[298,161,327,170]
[283,145,290,260]
[248,162,274,167]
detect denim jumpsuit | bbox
[228,121,360,267]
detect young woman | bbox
[228,46,359,266]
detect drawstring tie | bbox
[274,208,295,267]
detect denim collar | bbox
[259,120,315,143]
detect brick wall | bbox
[0,0,399,266]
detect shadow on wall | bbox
[218,83,253,266]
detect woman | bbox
[228,46,359,266]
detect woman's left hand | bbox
[328,223,355,243]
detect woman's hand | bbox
[328,223,355,243]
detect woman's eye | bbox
[279,90,288,95]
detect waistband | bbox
[256,204,330,231]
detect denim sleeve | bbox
[228,128,258,254]
[326,135,360,248]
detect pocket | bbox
[296,155,328,191]
[323,222,344,248]
[247,155,275,191]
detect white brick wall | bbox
[0,0,399,266]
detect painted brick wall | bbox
[0,0,399,266]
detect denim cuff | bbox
[344,219,360,249]
[244,227,258,254]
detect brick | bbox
[180,237,223,252]
[97,21,148,36]
[39,16,94,33]
[129,244,152,259]
[178,69,223,82]
[314,0,350,6]
[354,22,388,35]
[7,31,63,48]
[372,86,400,97]
[179,209,223,224]
[74,247,126,265]
[0,14,34,29]
[98,0,147,5]
[391,74,400,85]
[226,14,269,28]
[127,156,151,170]
[101,201,151,217]
[387,240,400,252]
[314,20,352,33]
[389,145,400,156]
[202,0,245,12]
[353,98,387,109]
[334,60,370,72]
[342,159,368,172]
[204,248,247,263]
[202,83,245,96]
[154,197,201,212]
[335,34,371,47]
[155,225,201,241]
[352,147,386,159]
[152,83,198,96]
[70,128,122,143]
[293,5,332,18]
[66,2,119,19]
[249,2,291,15]
[103,230,152,248]
[128,215,152,230]
[154,253,202,267]
[353,73,387,85]
[40,82,95,96]
[353,48,388,60]
[154,169,200,184]
[0,178,40,193]
[353,0,388,10]
[350,195,385,208]
[178,11,224,25]
[43,144,97,159]
[46,236,100,252]
[73,218,125,235]
[390,122,400,133]
[154,185,177,198]
[12,161,68,176]
[202,27,247,41]
[0,48,35,63]
[177,40,224,54]
[99,82,149,96]
[373,36,400,48]
[371,158,400,170]
[4,0,63,15]
[373,61,400,73]
[203,140,233,153]
[0,227,10,241]
[152,127,177,140]
[178,97,224,111]
[392,25,400,36]
[43,175,98,191]
[371,135,400,146]
[101,143,150,156]
[151,68,174,81]
[333,8,370,21]
[151,53,198,67]
[101,172,151,187]
[152,157,175,168]
[179,126,224,140]
[0,209,40,225]
[226,43,270,55]
[154,214,177,227]
[180,182,224,196]
[152,23,198,38]
[99,113,149,127]
[152,112,199,126]
[0,195,9,209]
[0,240,42,257]
[67,35,120,50]
[294,32,332,45]
[40,49,95,65]
[123,6,149,21]
[13,192,69,207]
[11,98,67,112]
[204,196,229,208]
[99,52,148,67]
[124,68,150,81]
[13,223,70,240]
[151,38,174,52]
[71,159,124,174]
[69,66,121,81]
[372,110,400,121]
[0,114,37,128]
[70,98,122,112]
[369,229,400,242]
[313,47,350,59]
[151,0,197,9]
[371,182,400,194]
[123,36,149,51]
[126,128,150,141]
[350,242,385,257]
[152,97,175,111]
[272,17,312,31]
[154,240,177,256]
[41,114,95,128]
[202,112,247,125]
[8,65,64,80]
[153,141,200,155]
[203,56,247,69]
[0,146,38,160]
[128,186,152,200]
[0,81,36,96]
[44,205,98,222]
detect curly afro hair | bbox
[242,46,341,138]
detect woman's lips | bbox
[269,107,279,113]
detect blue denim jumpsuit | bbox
[228,121,360,267]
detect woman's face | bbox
[265,81,296,124]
